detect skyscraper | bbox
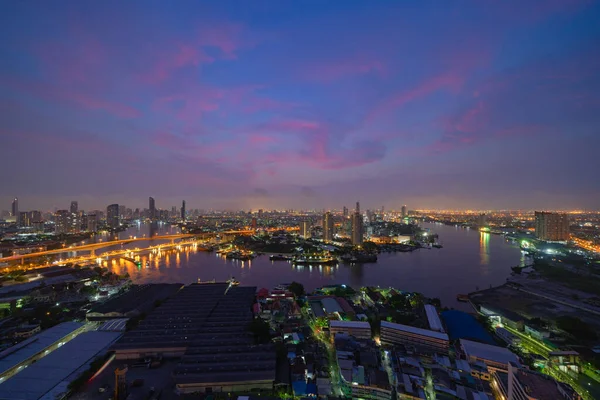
[356,201,360,214]
[535,211,569,241]
[107,204,120,229]
[70,201,78,214]
[87,212,98,232]
[301,220,311,239]
[401,205,407,218]
[351,210,364,246]
[11,198,19,225]
[342,206,348,218]
[181,200,186,220]
[54,210,70,234]
[149,197,156,220]
[323,212,334,242]
[477,213,487,229]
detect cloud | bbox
[302,58,386,82]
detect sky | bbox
[1,0,600,212]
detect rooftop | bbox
[0,322,84,377]
[424,305,445,333]
[441,310,495,345]
[514,366,568,399]
[381,320,449,341]
[460,339,519,366]
[330,320,370,329]
[0,330,121,400]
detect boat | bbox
[456,294,469,302]
[269,254,291,261]
[293,256,338,265]
[197,278,216,284]
[432,244,443,249]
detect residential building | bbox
[107,204,120,229]
[54,210,70,234]
[329,321,371,340]
[149,197,156,220]
[301,220,311,239]
[460,339,519,372]
[11,198,19,225]
[535,211,569,241]
[70,201,78,214]
[401,205,407,218]
[323,212,334,242]
[351,211,364,246]
[380,321,449,354]
[181,200,186,220]
[87,212,98,232]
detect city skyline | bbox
[2,1,600,210]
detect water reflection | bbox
[480,232,490,265]
[101,222,521,308]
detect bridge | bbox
[0,227,299,265]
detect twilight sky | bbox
[2,0,600,212]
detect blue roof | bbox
[306,383,317,395]
[292,381,307,395]
[440,310,495,345]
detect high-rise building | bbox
[535,211,569,241]
[356,201,360,214]
[323,212,334,242]
[301,220,311,239]
[70,201,78,214]
[107,204,120,229]
[251,217,257,230]
[258,209,264,219]
[55,210,70,234]
[149,197,156,220]
[19,212,31,227]
[342,206,348,218]
[351,211,364,246]
[477,213,487,228]
[181,200,186,220]
[87,212,98,232]
[401,205,407,218]
[30,210,42,223]
[119,205,126,219]
[11,198,19,225]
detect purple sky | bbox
[2,1,600,212]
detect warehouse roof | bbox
[381,321,449,341]
[460,339,519,366]
[0,331,121,400]
[330,320,370,330]
[0,322,83,377]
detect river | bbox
[98,222,524,309]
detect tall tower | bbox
[301,220,311,239]
[11,198,19,225]
[401,205,407,218]
[107,204,120,229]
[181,200,186,221]
[70,201,78,214]
[342,206,348,218]
[535,211,569,241]
[54,210,70,234]
[322,212,334,242]
[352,210,364,246]
[149,197,156,220]
[356,201,360,214]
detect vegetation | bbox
[288,281,305,297]
[532,261,600,294]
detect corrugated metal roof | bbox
[460,339,519,366]
[424,305,444,333]
[330,320,370,329]
[381,321,449,341]
[0,322,84,377]
[0,331,121,400]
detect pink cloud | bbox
[303,58,386,82]
[367,73,464,122]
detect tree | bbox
[288,281,305,297]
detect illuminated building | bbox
[181,200,186,220]
[251,217,257,230]
[535,211,569,241]
[87,212,98,232]
[55,210,70,234]
[70,201,78,214]
[492,362,579,400]
[477,213,487,228]
[149,197,156,220]
[322,211,334,242]
[11,198,18,225]
[343,206,348,217]
[301,220,311,239]
[351,210,364,246]
[401,204,407,218]
[380,321,449,354]
[107,204,120,229]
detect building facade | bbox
[54,210,70,234]
[301,220,311,239]
[107,204,120,229]
[535,211,569,241]
[380,321,449,354]
[323,212,334,242]
[351,211,364,246]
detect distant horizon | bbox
[2,2,600,210]
[2,195,599,214]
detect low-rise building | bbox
[460,339,520,372]
[380,321,449,354]
[330,320,371,340]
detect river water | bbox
[98,222,523,309]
